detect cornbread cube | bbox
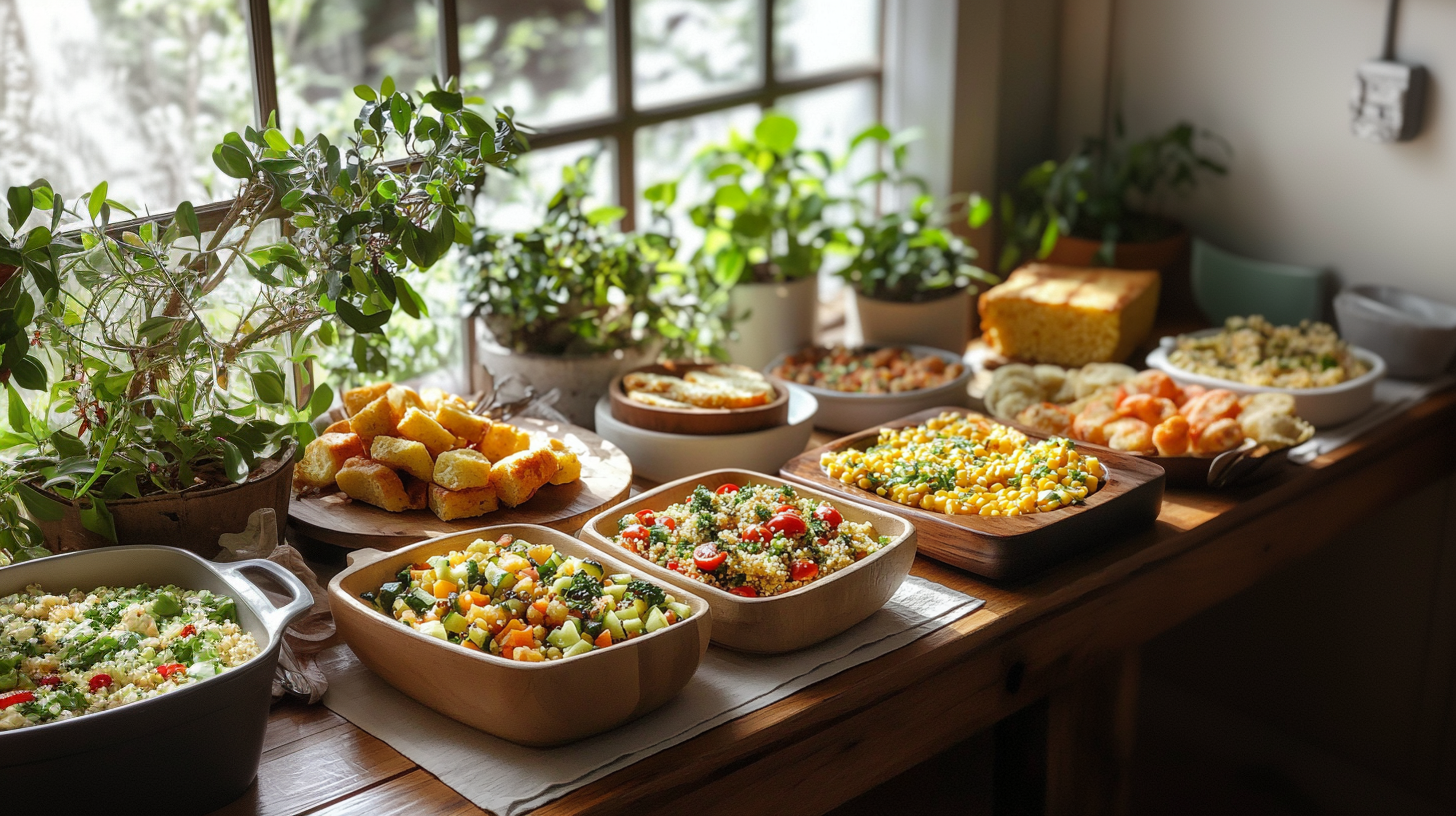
[419,386,448,413]
[397,407,455,457]
[369,436,435,482]
[293,433,365,489]
[547,439,581,485]
[335,457,412,512]
[401,475,429,511]
[343,382,392,417]
[323,419,352,435]
[348,396,397,444]
[386,385,426,424]
[433,448,493,490]
[478,422,532,462]
[489,447,559,507]
[427,484,499,521]
[435,404,490,444]
[978,264,1160,366]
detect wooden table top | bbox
[216,386,1456,816]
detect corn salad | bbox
[821,411,1107,516]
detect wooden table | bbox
[218,389,1456,816]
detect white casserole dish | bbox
[763,344,973,434]
[1146,331,1387,427]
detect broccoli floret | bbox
[563,572,603,613]
[625,580,666,608]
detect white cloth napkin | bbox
[1288,375,1456,464]
[321,575,982,815]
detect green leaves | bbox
[174,200,201,242]
[249,369,288,405]
[16,482,65,521]
[87,182,107,221]
[335,298,391,335]
[217,439,250,484]
[754,114,798,155]
[306,382,334,420]
[79,497,115,542]
[6,186,32,231]
[354,84,377,101]
[212,134,254,179]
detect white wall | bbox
[1100,0,1456,304]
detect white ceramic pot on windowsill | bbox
[844,287,973,354]
[724,276,818,369]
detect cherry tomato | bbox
[621,524,649,544]
[0,690,34,709]
[766,513,808,538]
[157,664,186,680]
[635,510,656,527]
[715,483,739,495]
[666,560,683,573]
[741,524,769,543]
[89,674,113,692]
[791,560,820,582]
[177,624,196,639]
[775,504,799,515]
[37,675,61,688]
[813,504,843,529]
[693,543,727,572]
[660,516,676,531]
[729,585,759,597]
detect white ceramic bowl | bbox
[593,385,818,483]
[1334,285,1456,380]
[763,344,973,434]
[1146,331,1387,427]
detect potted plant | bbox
[649,112,836,369]
[0,77,523,562]
[464,155,728,428]
[835,126,998,352]
[998,119,1229,313]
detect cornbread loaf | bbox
[433,448,493,490]
[294,432,366,489]
[369,436,435,482]
[979,264,1160,366]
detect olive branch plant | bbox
[0,77,526,563]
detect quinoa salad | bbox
[0,584,259,731]
[1167,315,1370,389]
[364,533,691,662]
[609,482,889,598]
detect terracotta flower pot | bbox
[725,276,818,369]
[476,334,658,429]
[34,442,296,559]
[1043,228,1197,320]
[844,287,973,353]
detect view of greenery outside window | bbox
[0,0,884,392]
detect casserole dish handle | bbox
[216,559,314,640]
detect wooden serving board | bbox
[779,406,1166,581]
[288,417,632,550]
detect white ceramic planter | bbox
[844,288,973,354]
[477,335,658,429]
[725,277,818,369]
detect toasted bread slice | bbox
[396,407,455,458]
[293,433,365,489]
[547,438,581,485]
[489,447,559,507]
[348,396,397,444]
[369,436,435,482]
[342,382,392,417]
[478,422,532,462]
[427,484,499,521]
[435,404,490,444]
[433,448,493,490]
[627,392,695,410]
[335,457,411,512]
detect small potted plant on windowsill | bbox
[999,119,1229,314]
[0,77,522,561]
[464,156,728,429]
[650,112,835,369]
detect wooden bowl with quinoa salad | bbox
[581,470,917,654]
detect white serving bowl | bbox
[1146,331,1386,427]
[763,344,973,434]
[593,385,818,483]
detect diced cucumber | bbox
[666,602,692,620]
[405,588,436,613]
[188,661,219,678]
[562,639,594,658]
[418,620,448,640]
[552,576,573,595]
[579,560,604,579]
[502,599,526,616]
[605,584,628,602]
[607,573,633,585]
[631,598,648,619]
[546,619,581,649]
[378,581,405,610]
[442,612,468,634]
[614,604,640,621]
[644,607,669,633]
[467,625,488,647]
[427,555,451,574]
[621,617,645,635]
[603,610,625,640]
[483,563,507,587]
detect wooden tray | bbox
[779,406,1166,581]
[288,417,632,549]
[608,361,789,435]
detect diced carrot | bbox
[531,600,550,615]
[594,631,612,648]
[503,629,535,650]
[433,580,457,599]
[460,639,481,651]
[494,618,524,644]
[665,610,677,624]
[449,553,466,566]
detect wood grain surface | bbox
[230,387,1456,816]
[287,417,632,549]
[781,406,1167,579]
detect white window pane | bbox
[0,1,254,211]
[633,0,760,109]
[635,105,760,255]
[458,0,612,129]
[476,140,616,232]
[775,0,880,79]
[271,0,438,144]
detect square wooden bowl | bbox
[779,407,1166,581]
[580,469,918,654]
[328,524,712,747]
